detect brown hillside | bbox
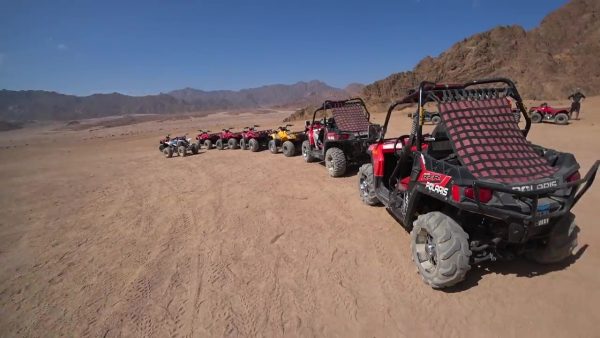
[364,0,600,105]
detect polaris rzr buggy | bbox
[302,98,381,177]
[357,78,599,289]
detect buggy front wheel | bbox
[530,111,543,123]
[302,140,316,163]
[325,147,346,177]
[249,139,260,152]
[411,212,471,289]
[268,140,278,154]
[358,164,380,205]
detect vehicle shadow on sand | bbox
[443,244,589,293]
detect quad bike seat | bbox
[438,97,557,183]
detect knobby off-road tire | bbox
[531,111,543,123]
[159,144,166,152]
[555,113,569,125]
[526,213,579,264]
[190,143,198,155]
[163,146,173,158]
[358,164,380,206]
[269,140,278,154]
[249,139,260,152]
[178,145,187,157]
[325,147,346,177]
[204,140,212,149]
[228,138,239,149]
[431,115,442,124]
[282,141,296,157]
[239,138,247,150]
[216,139,224,150]
[411,212,471,289]
[302,140,316,163]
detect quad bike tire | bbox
[190,143,198,155]
[228,138,239,149]
[249,139,260,152]
[282,141,295,157]
[163,146,173,158]
[411,212,472,289]
[526,212,579,264]
[159,144,166,152]
[239,138,247,150]
[431,115,442,124]
[325,147,346,177]
[302,140,317,163]
[216,139,224,150]
[555,113,569,125]
[531,111,543,123]
[358,164,380,206]
[204,140,212,149]
[178,145,187,157]
[269,140,278,154]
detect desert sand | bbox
[0,98,599,337]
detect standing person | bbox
[568,89,586,120]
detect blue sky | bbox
[0,0,567,96]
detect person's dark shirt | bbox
[568,92,586,103]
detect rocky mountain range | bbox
[364,0,600,105]
[0,81,355,121]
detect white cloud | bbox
[57,43,68,50]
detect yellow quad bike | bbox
[268,124,307,157]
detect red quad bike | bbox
[196,129,221,150]
[216,128,243,150]
[302,98,381,177]
[239,125,272,152]
[529,103,570,125]
[357,78,599,289]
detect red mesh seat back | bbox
[332,103,370,132]
[439,98,557,183]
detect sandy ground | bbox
[0,98,599,337]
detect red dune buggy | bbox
[358,78,598,288]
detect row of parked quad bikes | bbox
[157,78,599,289]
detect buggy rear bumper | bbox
[465,160,599,223]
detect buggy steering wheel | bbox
[393,135,411,157]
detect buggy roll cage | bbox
[381,78,531,151]
[311,97,371,124]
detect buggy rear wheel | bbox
[302,140,316,163]
[431,115,442,124]
[163,146,173,158]
[358,164,380,205]
[204,140,212,149]
[325,147,346,177]
[239,138,247,150]
[531,111,543,123]
[411,212,471,289]
[249,139,260,152]
[216,139,224,150]
[282,141,295,157]
[526,213,579,264]
[555,113,569,125]
[178,145,187,157]
[269,140,278,154]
